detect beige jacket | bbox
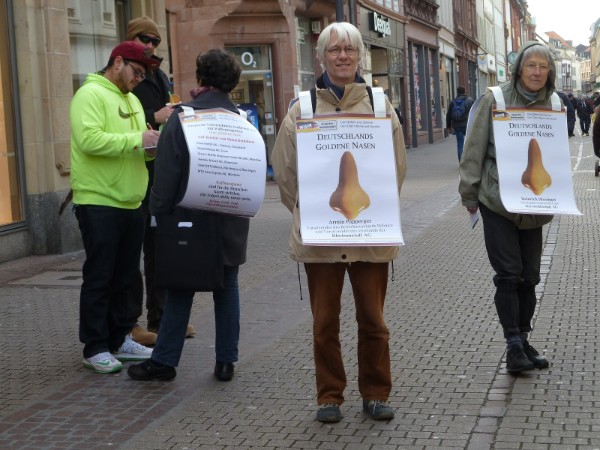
[272,82,407,263]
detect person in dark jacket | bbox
[568,93,578,113]
[556,92,576,137]
[128,49,250,382]
[124,16,198,347]
[576,95,593,136]
[593,104,600,157]
[446,86,474,161]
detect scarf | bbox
[322,71,362,100]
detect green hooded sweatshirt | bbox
[70,73,149,209]
[459,41,559,229]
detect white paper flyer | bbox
[492,107,580,215]
[295,114,403,246]
[178,108,266,217]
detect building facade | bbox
[453,0,478,98]
[5,0,557,263]
[404,0,443,147]
[0,0,170,263]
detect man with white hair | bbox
[272,22,406,423]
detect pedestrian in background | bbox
[459,41,554,374]
[593,103,600,157]
[556,91,576,137]
[446,86,474,161]
[568,93,578,113]
[70,41,160,373]
[128,49,250,382]
[576,95,593,136]
[272,22,406,423]
[124,16,196,347]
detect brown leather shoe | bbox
[131,325,157,346]
[186,324,196,338]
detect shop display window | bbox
[0,0,24,227]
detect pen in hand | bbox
[143,123,159,156]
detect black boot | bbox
[523,343,549,369]
[506,344,534,373]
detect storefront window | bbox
[296,18,315,90]
[68,0,129,92]
[370,0,401,13]
[0,0,24,227]
[429,49,439,128]
[227,46,277,163]
[412,45,424,131]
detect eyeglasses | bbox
[327,47,358,57]
[124,60,146,80]
[524,63,549,73]
[138,34,161,47]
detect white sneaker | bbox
[83,352,123,374]
[112,334,153,361]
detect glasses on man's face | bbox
[327,47,358,57]
[124,60,146,80]
[138,34,161,47]
[524,63,549,73]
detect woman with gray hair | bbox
[459,41,556,373]
[272,22,406,423]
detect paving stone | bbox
[2,136,600,448]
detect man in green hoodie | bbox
[70,41,161,374]
[459,41,555,374]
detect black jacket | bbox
[556,92,575,123]
[132,67,171,197]
[150,90,250,267]
[576,99,593,119]
[132,67,171,130]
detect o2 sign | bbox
[241,51,257,68]
[226,46,271,71]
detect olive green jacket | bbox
[459,41,559,229]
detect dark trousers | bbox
[455,128,466,161]
[127,205,166,330]
[75,205,144,358]
[479,204,542,340]
[304,262,391,405]
[568,120,575,136]
[580,116,591,134]
[151,266,240,367]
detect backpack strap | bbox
[488,86,505,111]
[550,92,561,111]
[371,86,387,118]
[298,90,313,119]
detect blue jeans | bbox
[152,266,240,367]
[75,205,144,358]
[455,128,466,161]
[479,204,542,340]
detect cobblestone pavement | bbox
[1,131,599,449]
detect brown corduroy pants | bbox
[304,262,392,406]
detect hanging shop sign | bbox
[370,11,391,38]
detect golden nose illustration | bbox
[521,138,552,196]
[329,151,370,220]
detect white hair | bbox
[316,22,365,64]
